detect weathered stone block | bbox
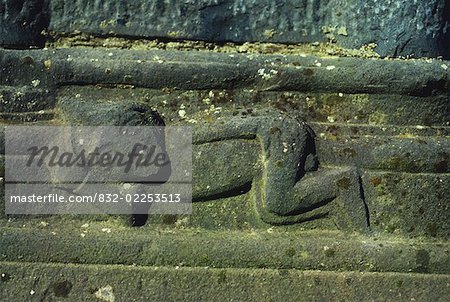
[1,1,448,57]
[45,0,450,58]
[1,262,449,301]
[0,0,48,47]
[362,171,450,238]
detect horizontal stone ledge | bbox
[0,111,55,123]
[316,136,450,174]
[1,49,449,95]
[310,123,449,139]
[1,261,449,301]
[0,262,450,302]
[55,86,450,126]
[0,227,449,274]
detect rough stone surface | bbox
[1,227,449,274]
[1,49,449,97]
[0,0,49,47]
[1,1,449,58]
[362,171,450,238]
[1,48,449,236]
[45,0,450,58]
[0,44,449,299]
[1,262,449,301]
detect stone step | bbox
[55,86,450,127]
[1,49,449,96]
[0,110,55,123]
[1,261,449,301]
[0,227,449,274]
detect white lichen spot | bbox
[257,68,278,80]
[282,142,289,153]
[39,221,49,227]
[327,116,335,123]
[123,183,132,190]
[266,227,274,234]
[81,223,89,228]
[108,52,113,57]
[178,109,186,118]
[80,233,86,238]
[263,29,276,38]
[153,56,164,63]
[441,64,448,71]
[167,31,181,38]
[43,59,52,70]
[338,93,344,97]
[257,68,266,78]
[326,65,336,70]
[416,125,426,129]
[212,105,222,114]
[30,290,36,295]
[315,62,322,67]
[94,285,115,302]
[31,79,40,87]
[101,228,111,233]
[337,27,348,36]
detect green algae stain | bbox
[368,111,388,125]
[285,247,296,257]
[217,270,227,284]
[336,177,351,189]
[300,251,309,259]
[414,249,430,273]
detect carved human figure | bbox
[192,111,369,231]
[58,100,369,231]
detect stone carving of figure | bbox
[58,100,369,231]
